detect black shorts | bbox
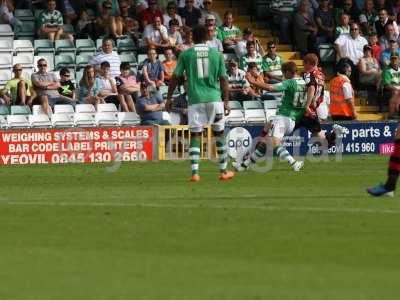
[294,116,322,134]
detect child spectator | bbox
[227,59,254,101]
[142,46,165,89]
[180,28,194,52]
[336,13,351,37]
[168,19,183,49]
[79,65,104,106]
[162,47,177,84]
[58,68,76,103]
[369,31,382,61]
[96,61,119,106]
[245,62,276,100]
[235,28,263,58]
[115,62,139,112]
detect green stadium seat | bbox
[55,39,76,54]
[15,21,35,39]
[0,105,10,115]
[75,54,92,70]
[14,9,34,22]
[34,9,44,20]
[119,53,137,66]
[76,39,96,54]
[62,24,75,35]
[11,105,31,115]
[117,38,136,53]
[243,100,263,110]
[229,101,243,110]
[34,39,55,55]
[55,53,76,69]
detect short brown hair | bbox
[303,53,318,66]
[281,61,297,74]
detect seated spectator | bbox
[379,23,399,51]
[359,0,378,35]
[97,0,119,17]
[168,19,183,50]
[294,0,318,56]
[358,45,381,88]
[58,67,76,102]
[31,58,66,114]
[2,64,33,106]
[381,40,400,67]
[179,0,202,31]
[394,0,400,22]
[335,22,368,66]
[55,0,83,25]
[163,1,183,29]
[382,53,400,116]
[38,0,67,42]
[162,47,177,84]
[315,0,335,44]
[180,27,194,51]
[269,0,298,44]
[235,28,263,58]
[141,46,165,89]
[245,62,276,100]
[217,11,241,52]
[227,59,254,101]
[78,65,104,106]
[200,0,222,26]
[262,41,284,84]
[239,41,263,71]
[177,0,202,8]
[374,9,399,38]
[375,0,395,19]
[0,0,22,30]
[96,61,119,106]
[117,0,139,37]
[95,1,125,39]
[369,31,382,61]
[329,60,357,121]
[89,37,121,78]
[335,13,351,38]
[136,82,170,125]
[142,16,170,53]
[76,9,98,39]
[139,0,163,29]
[115,62,139,112]
[334,0,361,24]
[206,24,223,52]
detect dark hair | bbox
[243,28,252,36]
[267,41,275,48]
[192,25,208,44]
[246,41,255,48]
[336,58,352,75]
[247,62,258,70]
[102,37,114,45]
[224,10,233,18]
[120,62,131,70]
[169,18,179,27]
[59,67,70,76]
[281,61,297,74]
[100,61,110,68]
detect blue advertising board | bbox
[226,121,398,157]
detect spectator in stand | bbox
[31,58,65,114]
[199,0,221,26]
[136,82,170,125]
[89,37,121,78]
[55,0,83,25]
[262,41,283,84]
[96,61,119,106]
[374,9,399,38]
[78,65,104,106]
[269,0,299,44]
[142,15,170,52]
[117,0,139,37]
[359,0,378,35]
[179,0,202,30]
[245,62,276,100]
[375,0,394,17]
[234,28,263,58]
[180,27,194,51]
[334,22,368,65]
[382,53,400,116]
[2,64,33,106]
[0,0,22,30]
[381,39,400,66]
[206,24,223,52]
[168,19,183,50]
[329,60,357,121]
[217,10,241,52]
[335,13,351,38]
[177,0,202,8]
[76,9,98,39]
[97,0,119,17]
[95,1,125,39]
[358,44,381,88]
[239,41,263,71]
[139,0,163,29]
[38,0,66,42]
[163,1,183,29]
[315,0,335,44]
[58,67,76,102]
[293,0,318,56]
[394,0,400,22]
[379,23,399,51]
[334,0,361,23]
[141,46,165,89]
[115,62,139,112]
[227,59,254,101]
[369,31,382,61]
[162,47,177,84]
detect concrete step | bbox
[355,105,379,113]
[357,113,385,121]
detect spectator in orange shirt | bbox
[245,62,276,100]
[162,47,177,85]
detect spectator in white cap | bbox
[200,0,222,26]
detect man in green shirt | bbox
[217,11,241,52]
[234,61,306,172]
[166,25,234,182]
[262,41,284,83]
[38,0,64,42]
[382,53,400,118]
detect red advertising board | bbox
[0,127,155,165]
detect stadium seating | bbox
[117,38,136,53]
[16,22,35,39]
[118,112,140,126]
[29,114,52,128]
[55,39,76,54]
[97,103,118,113]
[0,40,13,54]
[76,39,96,54]
[0,24,14,41]
[15,9,35,22]
[13,55,34,69]
[51,113,74,128]
[244,108,266,124]
[32,105,45,115]
[0,105,10,115]
[7,115,30,129]
[55,53,76,69]
[74,113,96,127]
[13,40,34,56]
[0,53,12,69]
[243,100,263,110]
[75,53,92,70]
[75,104,96,113]
[34,39,55,55]
[0,115,6,129]
[95,112,119,127]
[0,69,12,86]
[226,109,245,125]
[11,105,31,115]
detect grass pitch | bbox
[1,155,400,300]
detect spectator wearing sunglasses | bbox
[58,68,76,103]
[2,64,33,106]
[262,42,284,84]
[334,22,368,65]
[200,0,222,26]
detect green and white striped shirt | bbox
[38,9,63,28]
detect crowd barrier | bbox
[0,121,397,165]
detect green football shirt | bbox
[382,66,400,86]
[173,44,227,105]
[262,54,283,75]
[217,25,241,41]
[239,53,263,71]
[272,77,307,122]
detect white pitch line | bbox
[0,201,399,215]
